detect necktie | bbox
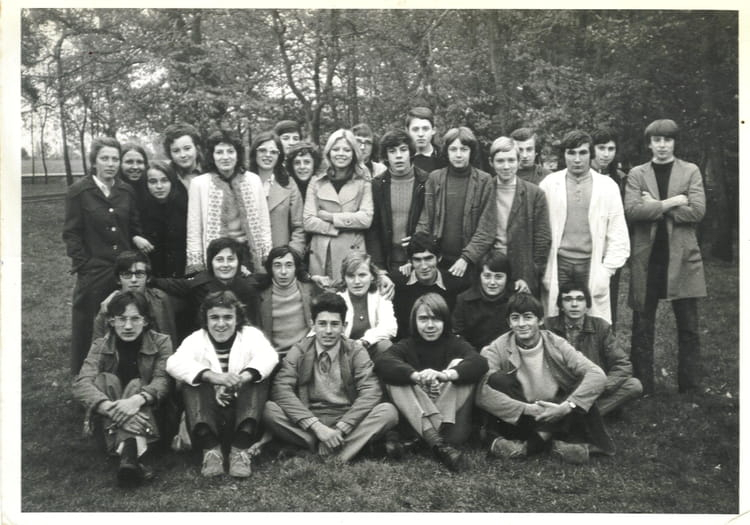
[319,351,331,373]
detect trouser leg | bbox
[673,298,702,392]
[92,374,157,454]
[385,384,443,438]
[182,382,223,448]
[261,401,316,451]
[478,372,546,452]
[91,372,123,455]
[631,288,659,395]
[336,403,399,463]
[233,380,269,432]
[596,377,643,415]
[70,267,117,374]
[435,383,475,445]
[557,255,591,291]
[609,267,622,332]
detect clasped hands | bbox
[523,399,573,423]
[311,421,345,451]
[100,396,152,435]
[204,370,249,407]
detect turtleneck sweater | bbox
[272,281,307,355]
[441,165,471,261]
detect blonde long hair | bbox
[322,129,370,181]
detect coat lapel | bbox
[267,183,288,212]
[316,178,341,205]
[666,159,686,198]
[338,179,361,208]
[641,163,660,199]
[508,180,524,234]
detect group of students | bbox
[64,108,707,487]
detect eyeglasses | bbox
[258,148,280,156]
[119,270,148,279]
[113,315,145,326]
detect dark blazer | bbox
[366,166,429,270]
[62,176,141,273]
[499,177,551,297]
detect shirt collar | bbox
[565,170,592,184]
[406,269,446,290]
[92,175,113,197]
[564,316,585,331]
[315,339,341,361]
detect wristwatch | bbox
[566,400,577,410]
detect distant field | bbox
[21,155,170,177]
[22,158,84,176]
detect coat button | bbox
[113,245,118,250]
[109,208,114,213]
[111,226,117,232]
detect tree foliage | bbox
[21,8,738,255]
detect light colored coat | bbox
[476,330,606,424]
[539,169,630,322]
[166,326,278,385]
[264,176,306,256]
[338,290,397,346]
[303,173,373,280]
[624,158,707,310]
[186,171,272,274]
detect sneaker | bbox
[490,437,527,459]
[550,440,589,464]
[434,443,465,472]
[201,446,224,477]
[228,446,253,478]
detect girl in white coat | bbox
[337,252,397,359]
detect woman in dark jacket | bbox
[151,237,261,342]
[73,291,172,487]
[375,293,488,471]
[63,136,149,374]
[138,160,188,278]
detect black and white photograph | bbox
[2,3,743,521]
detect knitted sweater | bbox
[375,334,488,386]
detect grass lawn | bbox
[19,200,739,513]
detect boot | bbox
[423,428,464,472]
